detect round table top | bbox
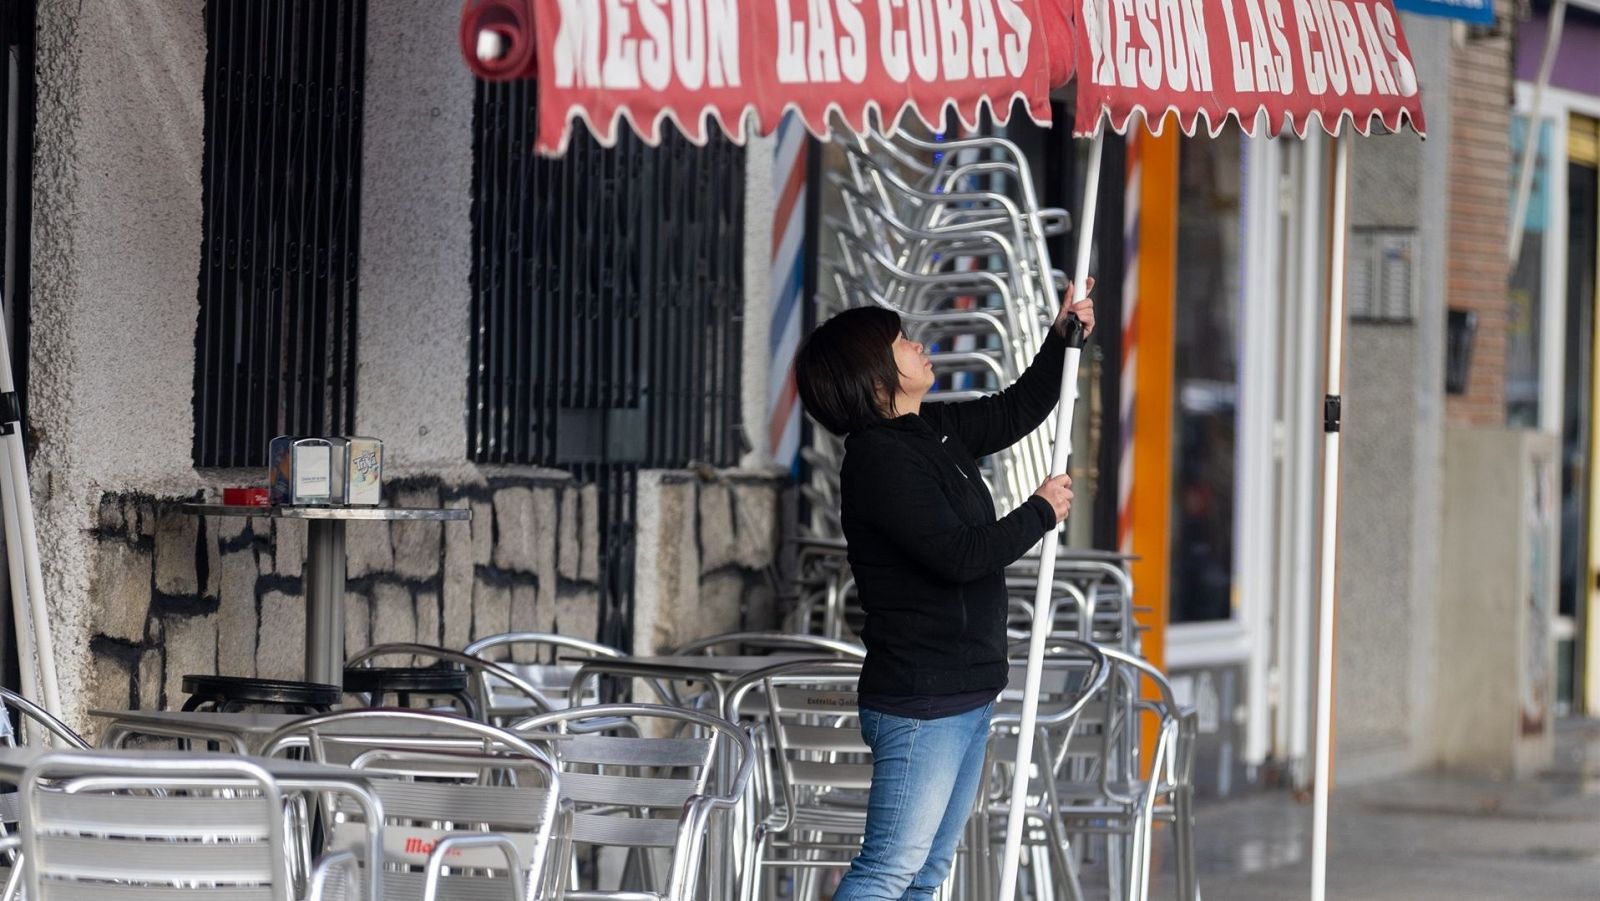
[182,503,470,522]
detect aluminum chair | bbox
[971,640,1111,901]
[262,708,545,766]
[9,751,380,901]
[786,540,856,641]
[1049,647,1198,901]
[664,633,865,714]
[672,631,865,660]
[0,687,89,900]
[509,703,755,901]
[804,125,1078,530]
[332,748,567,901]
[722,660,869,901]
[347,643,557,724]
[0,688,89,751]
[264,709,569,901]
[464,632,627,721]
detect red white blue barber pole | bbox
[769,114,808,473]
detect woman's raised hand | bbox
[1033,474,1074,524]
[1053,277,1096,337]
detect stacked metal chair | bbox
[795,125,1080,652]
[816,127,1071,523]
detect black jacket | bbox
[841,331,1067,697]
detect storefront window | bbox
[1507,116,1556,429]
[1171,133,1243,624]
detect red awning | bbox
[460,0,1074,154]
[1072,0,1426,138]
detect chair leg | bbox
[1044,815,1086,901]
[738,826,766,901]
[1129,807,1155,901]
[1029,842,1055,901]
[1175,788,1197,901]
[1107,831,1125,901]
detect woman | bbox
[793,284,1094,900]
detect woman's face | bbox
[891,330,934,402]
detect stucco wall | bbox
[1333,14,1452,783]
[355,0,475,467]
[740,132,776,467]
[29,0,209,725]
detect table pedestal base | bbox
[305,518,347,686]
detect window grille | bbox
[469,82,744,469]
[193,0,367,468]
[471,79,747,648]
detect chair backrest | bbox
[510,703,754,900]
[726,659,870,838]
[20,753,295,901]
[464,632,625,714]
[744,661,871,835]
[331,747,564,901]
[0,688,89,750]
[1097,645,1197,794]
[672,631,865,659]
[261,708,550,766]
[0,688,89,870]
[347,642,556,722]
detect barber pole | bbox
[768,114,808,472]
[1117,130,1140,555]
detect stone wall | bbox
[83,470,784,720]
[633,471,785,656]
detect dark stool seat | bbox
[181,675,341,714]
[343,666,476,717]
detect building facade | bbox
[4,0,788,731]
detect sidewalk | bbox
[1147,719,1600,900]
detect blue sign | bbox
[1393,0,1495,25]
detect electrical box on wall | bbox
[1348,228,1420,323]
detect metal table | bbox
[567,654,830,709]
[182,504,471,684]
[91,709,570,756]
[92,709,302,755]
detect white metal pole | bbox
[0,293,60,716]
[0,441,36,703]
[1508,0,1566,265]
[996,129,1103,901]
[1310,132,1351,901]
[1290,133,1326,783]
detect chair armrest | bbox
[0,835,21,901]
[422,834,528,901]
[306,849,360,901]
[669,794,735,901]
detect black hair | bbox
[794,306,905,436]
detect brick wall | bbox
[1445,21,1514,427]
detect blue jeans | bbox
[832,701,994,900]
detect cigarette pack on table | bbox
[222,487,270,507]
[267,436,334,506]
[330,436,383,506]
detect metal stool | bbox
[180,675,340,714]
[342,666,477,717]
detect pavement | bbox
[1137,718,1600,900]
